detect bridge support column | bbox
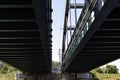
[77,72,92,80]
[61,72,92,80]
[62,73,75,80]
[75,73,77,80]
[15,72,51,80]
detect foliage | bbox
[0,62,18,74]
[95,65,119,74]
[0,71,17,80]
[0,62,19,80]
[91,70,120,80]
[92,73,99,80]
[105,65,119,74]
[95,68,103,73]
[52,61,60,68]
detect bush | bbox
[105,65,119,74]
[95,68,103,73]
[95,65,119,74]
[92,73,99,80]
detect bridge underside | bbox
[63,0,120,73]
[0,0,52,73]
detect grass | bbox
[91,70,120,80]
[0,70,120,80]
[0,71,18,80]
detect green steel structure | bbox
[62,0,120,72]
[0,0,52,73]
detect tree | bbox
[92,73,99,80]
[0,62,18,74]
[105,65,119,74]
[95,65,119,74]
[95,68,103,73]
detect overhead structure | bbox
[0,0,52,73]
[62,0,120,72]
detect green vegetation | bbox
[92,70,120,80]
[95,65,119,74]
[60,79,66,80]
[0,62,19,80]
[52,61,60,68]
[0,62,18,74]
[92,65,120,80]
[0,71,18,80]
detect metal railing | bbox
[62,0,106,70]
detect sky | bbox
[52,0,66,62]
[52,0,120,72]
[52,0,84,62]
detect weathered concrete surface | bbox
[15,72,92,80]
[62,72,92,80]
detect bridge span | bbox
[62,0,120,73]
[0,0,52,73]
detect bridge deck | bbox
[0,0,52,73]
[62,0,120,72]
